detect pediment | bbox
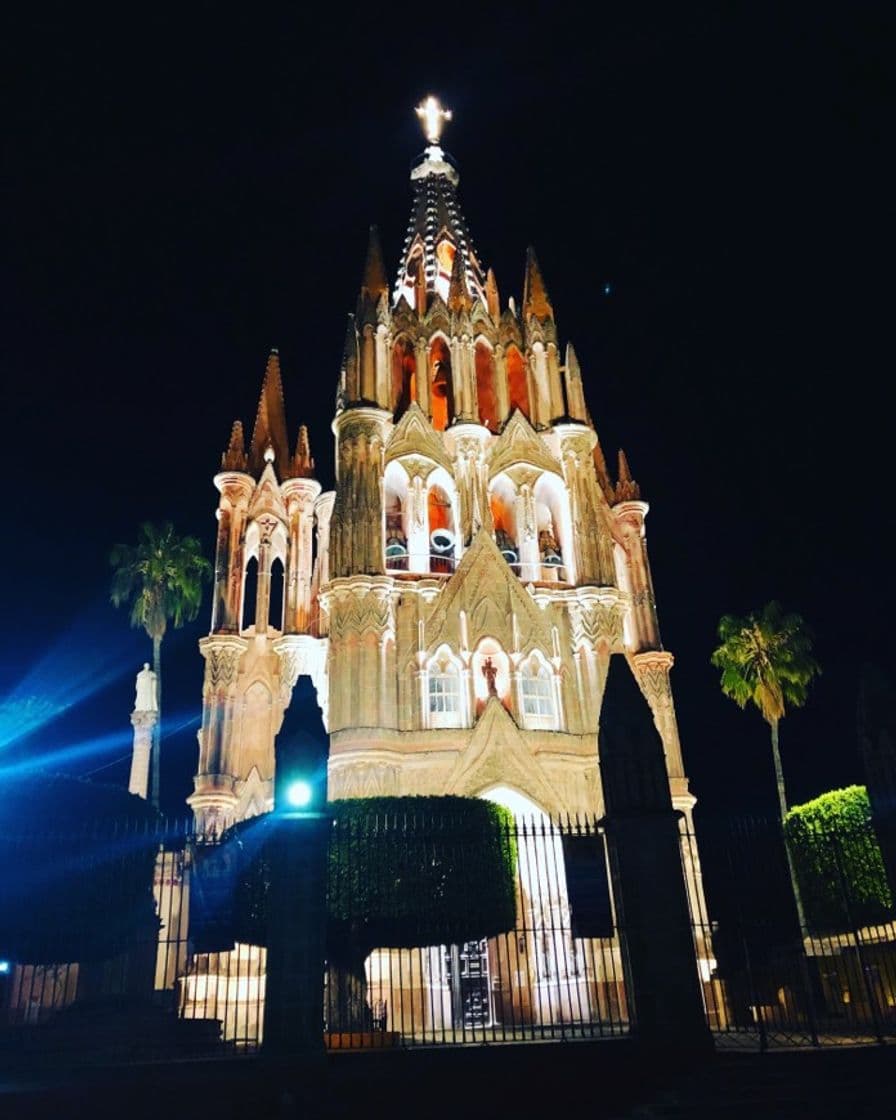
[424,528,552,654]
[423,294,451,334]
[490,410,562,479]
[247,462,288,522]
[470,299,496,337]
[444,697,563,814]
[385,402,454,472]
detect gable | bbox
[385,401,454,472]
[424,528,553,654]
[490,410,563,479]
[246,462,288,523]
[444,697,563,814]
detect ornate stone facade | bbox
[188,105,699,839]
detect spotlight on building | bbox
[0,961,10,975]
[285,779,314,809]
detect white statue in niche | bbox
[134,663,158,712]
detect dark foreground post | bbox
[262,803,331,1057]
[599,659,712,1056]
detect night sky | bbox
[3,7,891,822]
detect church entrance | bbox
[444,939,492,1027]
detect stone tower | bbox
[189,100,696,838]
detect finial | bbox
[416,95,452,146]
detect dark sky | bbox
[2,6,892,820]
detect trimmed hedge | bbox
[784,785,894,932]
[191,795,518,962]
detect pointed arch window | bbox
[475,341,498,429]
[391,337,417,420]
[427,653,463,729]
[506,345,530,419]
[519,656,558,730]
[430,337,454,432]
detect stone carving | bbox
[134,663,158,712]
[202,638,246,691]
[489,410,562,479]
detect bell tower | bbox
[190,98,699,839]
[188,350,323,831]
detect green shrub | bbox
[192,795,518,963]
[784,785,893,932]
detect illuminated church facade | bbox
[186,98,695,838]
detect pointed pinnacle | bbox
[522,246,553,320]
[447,245,472,312]
[221,420,248,471]
[485,268,500,320]
[250,349,290,473]
[342,314,359,364]
[292,424,315,478]
[361,225,389,300]
[615,448,641,502]
[565,342,581,380]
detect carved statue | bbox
[482,656,499,698]
[134,663,158,713]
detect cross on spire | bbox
[416,95,452,145]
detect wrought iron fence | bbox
[682,813,896,1049]
[0,811,628,1062]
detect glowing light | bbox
[415,96,452,145]
[0,960,10,974]
[285,779,313,808]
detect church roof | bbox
[392,101,486,310]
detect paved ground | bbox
[2,1038,895,1119]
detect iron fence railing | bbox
[0,812,628,1061]
[681,813,896,1050]
[4,806,894,1063]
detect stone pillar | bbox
[493,343,510,425]
[211,472,254,633]
[405,472,430,573]
[415,336,430,417]
[614,500,660,651]
[360,323,376,402]
[630,650,686,784]
[556,424,616,588]
[330,408,390,578]
[282,478,322,634]
[128,663,158,800]
[189,634,247,830]
[546,341,564,421]
[516,481,540,581]
[598,658,711,1052]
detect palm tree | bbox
[711,601,821,929]
[110,522,211,808]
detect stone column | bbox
[526,343,543,427]
[556,424,616,588]
[188,634,247,830]
[546,341,564,421]
[211,472,254,633]
[330,408,389,578]
[405,472,430,573]
[128,663,158,799]
[282,478,322,634]
[598,658,712,1052]
[516,481,540,581]
[493,344,510,425]
[630,650,686,783]
[360,323,376,402]
[614,501,660,651]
